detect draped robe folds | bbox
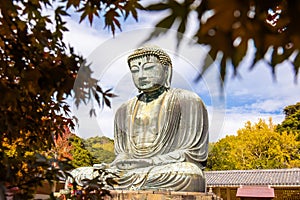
[111,88,209,192]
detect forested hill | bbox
[83,136,116,164]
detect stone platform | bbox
[105,190,218,200]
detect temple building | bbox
[205,168,300,199]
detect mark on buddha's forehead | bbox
[129,55,159,67]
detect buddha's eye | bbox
[130,66,139,73]
[143,63,156,70]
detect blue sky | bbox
[60,7,300,142]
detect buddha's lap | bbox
[115,162,206,191]
[66,162,204,188]
[121,162,203,177]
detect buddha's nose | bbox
[138,69,146,79]
[138,71,147,84]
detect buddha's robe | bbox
[111,88,209,192]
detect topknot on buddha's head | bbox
[127,45,172,67]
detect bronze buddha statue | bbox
[67,46,209,192]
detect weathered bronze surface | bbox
[67,46,209,192]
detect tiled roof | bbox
[205,168,300,187]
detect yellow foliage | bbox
[208,118,300,170]
[101,142,114,152]
[24,151,34,157]
[92,142,114,152]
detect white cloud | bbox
[221,110,284,137]
[214,56,300,141]
[63,18,109,56]
[248,99,287,113]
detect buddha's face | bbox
[129,55,167,92]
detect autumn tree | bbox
[144,0,300,84]
[50,126,94,168]
[0,0,139,197]
[277,102,300,140]
[207,135,237,170]
[51,126,74,161]
[84,136,115,164]
[68,135,94,168]
[207,119,300,170]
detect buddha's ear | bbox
[164,65,172,89]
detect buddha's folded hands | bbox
[115,158,153,170]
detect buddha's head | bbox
[127,46,172,93]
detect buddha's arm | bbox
[151,91,209,167]
[111,105,128,168]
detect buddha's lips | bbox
[139,81,150,85]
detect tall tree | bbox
[51,126,74,161]
[68,135,94,168]
[207,135,237,170]
[277,102,300,140]
[84,136,115,164]
[0,0,139,197]
[207,119,300,170]
[50,126,94,168]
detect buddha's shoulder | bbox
[169,88,202,100]
[115,97,138,112]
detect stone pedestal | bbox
[105,190,218,200]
